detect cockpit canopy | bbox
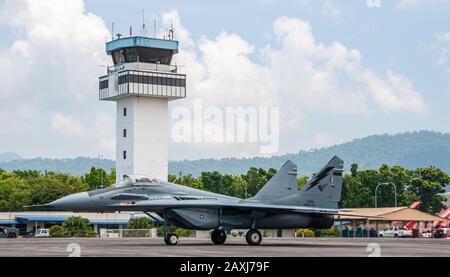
[113,175,162,188]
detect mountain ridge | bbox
[1,131,450,182]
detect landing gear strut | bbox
[161,210,178,246]
[246,229,262,246]
[211,229,227,245]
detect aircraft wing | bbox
[108,199,343,215]
[107,199,379,218]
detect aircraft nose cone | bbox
[50,192,90,210]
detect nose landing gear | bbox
[164,233,179,246]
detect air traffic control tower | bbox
[99,35,186,182]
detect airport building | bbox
[0,211,296,238]
[99,33,186,182]
[334,207,448,237]
[0,212,138,236]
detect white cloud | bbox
[92,113,115,157]
[397,0,450,9]
[312,132,335,148]
[51,114,85,135]
[436,32,450,43]
[0,3,428,160]
[168,13,427,158]
[0,0,114,158]
[435,32,450,72]
[321,0,342,18]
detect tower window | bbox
[123,107,127,117]
[123,129,127,138]
[123,150,127,160]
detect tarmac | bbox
[1,237,449,257]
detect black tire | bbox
[164,233,178,246]
[379,234,383,238]
[246,229,262,246]
[394,234,399,238]
[211,229,227,245]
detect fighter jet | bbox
[44,156,345,246]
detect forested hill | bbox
[1,131,450,180]
[170,131,450,177]
[0,157,115,175]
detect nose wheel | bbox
[246,229,262,246]
[211,229,227,245]
[164,233,178,246]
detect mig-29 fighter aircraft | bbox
[38,156,345,246]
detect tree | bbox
[81,167,115,190]
[341,175,372,208]
[297,176,309,190]
[242,167,268,197]
[231,176,246,198]
[63,216,96,237]
[350,163,358,177]
[175,174,204,191]
[405,176,447,213]
[0,176,31,211]
[168,174,177,183]
[201,171,223,194]
[28,173,88,206]
[266,168,277,180]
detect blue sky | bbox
[0,0,450,160]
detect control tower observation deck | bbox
[99,36,186,182]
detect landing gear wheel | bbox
[211,229,227,245]
[246,229,262,246]
[164,233,178,246]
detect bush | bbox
[49,225,65,237]
[175,228,194,237]
[62,216,96,237]
[127,217,153,229]
[296,229,315,237]
[318,226,340,237]
[155,226,194,237]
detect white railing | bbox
[99,228,158,238]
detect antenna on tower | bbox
[153,18,157,38]
[111,22,115,40]
[168,19,175,40]
[129,25,133,37]
[141,10,147,37]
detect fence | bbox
[99,228,158,238]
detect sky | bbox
[0,0,450,161]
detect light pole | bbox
[375,182,397,208]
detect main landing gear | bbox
[246,229,262,246]
[164,233,179,246]
[211,229,227,245]
[160,210,179,246]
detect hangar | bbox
[335,207,448,237]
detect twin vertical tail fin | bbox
[298,156,344,209]
[250,160,298,202]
